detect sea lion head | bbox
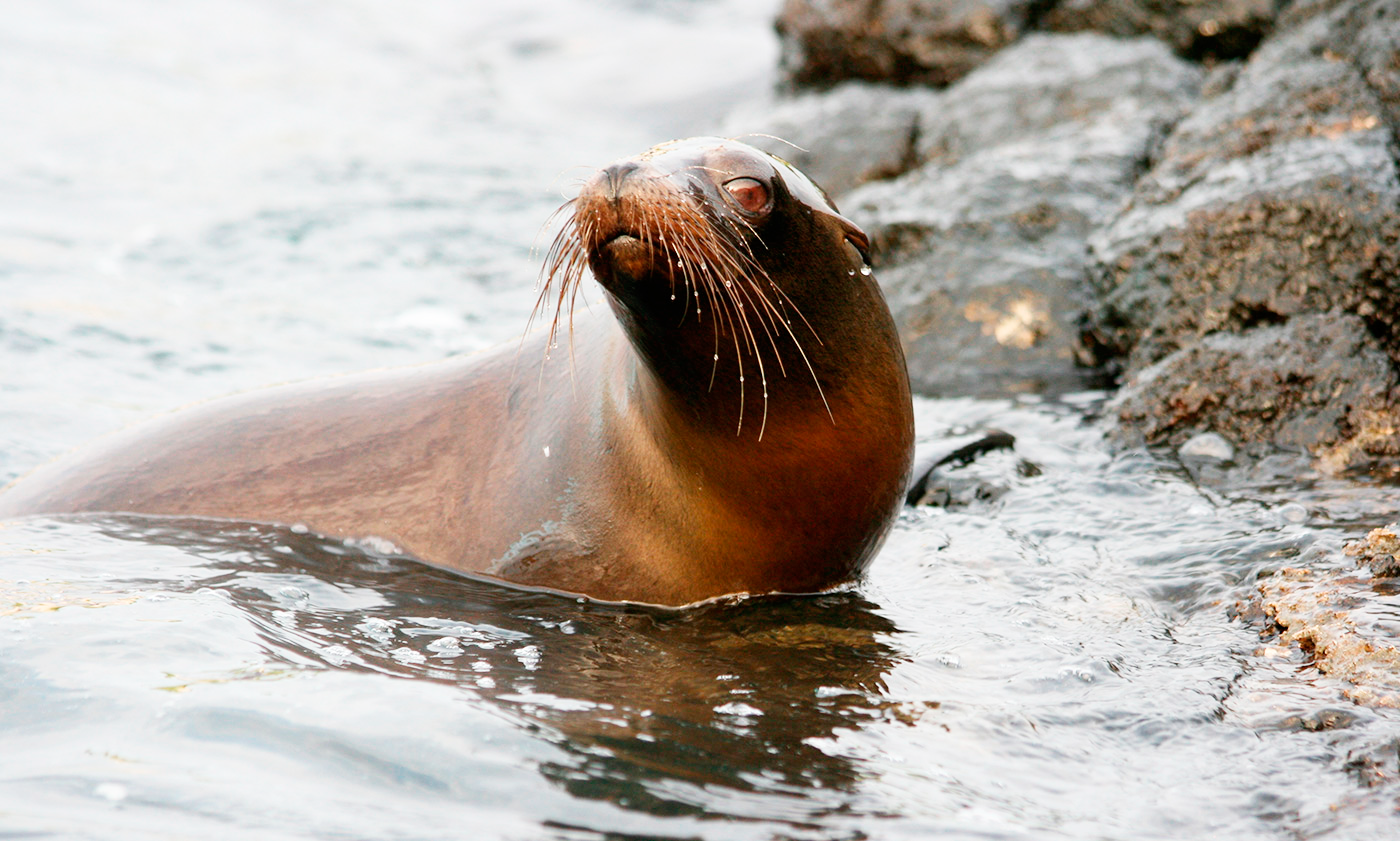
[538,137,891,437]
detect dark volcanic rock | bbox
[1110,313,1400,471]
[1083,11,1400,369]
[1042,0,1278,61]
[1345,522,1400,577]
[1081,0,1400,470]
[842,33,1202,395]
[775,0,1040,88]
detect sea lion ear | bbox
[844,224,871,260]
[833,215,871,264]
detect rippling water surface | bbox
[4,2,1400,839]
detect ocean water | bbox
[3,2,1400,839]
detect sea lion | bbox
[0,137,914,606]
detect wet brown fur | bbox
[0,138,914,606]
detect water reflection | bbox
[87,514,905,831]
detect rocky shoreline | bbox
[729,0,1400,703]
[726,0,1399,477]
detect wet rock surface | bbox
[751,0,1400,460]
[1346,523,1400,577]
[843,33,1202,395]
[745,0,1400,718]
[1262,526,1400,707]
[1082,5,1400,369]
[1041,0,1278,61]
[1110,313,1400,471]
[1262,566,1400,707]
[1081,0,1400,472]
[775,0,1042,88]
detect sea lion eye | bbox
[724,177,769,214]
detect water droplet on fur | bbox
[739,376,745,382]
[847,269,856,276]
[713,354,719,361]
[860,265,872,276]
[724,280,732,287]
[670,294,676,300]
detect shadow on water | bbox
[84,514,906,834]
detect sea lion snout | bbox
[574,160,702,288]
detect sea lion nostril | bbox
[603,161,641,201]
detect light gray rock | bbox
[1078,0,1400,471]
[842,34,1202,395]
[1179,431,1236,461]
[914,31,1207,163]
[1082,6,1400,372]
[722,82,941,194]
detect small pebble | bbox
[1179,432,1234,462]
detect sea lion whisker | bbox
[714,251,765,363]
[724,273,773,439]
[729,133,809,155]
[531,206,572,299]
[689,251,744,395]
[674,226,704,323]
[529,210,580,345]
[762,278,825,349]
[698,239,755,363]
[744,270,833,422]
[677,212,780,431]
[673,234,697,326]
[679,164,736,179]
[547,164,597,199]
[667,210,698,327]
[729,293,746,436]
[728,213,768,253]
[731,276,790,380]
[716,236,832,423]
[704,248,770,438]
[706,238,773,358]
[533,211,597,393]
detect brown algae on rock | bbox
[1261,524,1400,706]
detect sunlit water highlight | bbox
[3,2,1400,839]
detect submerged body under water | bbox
[3,2,1400,839]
